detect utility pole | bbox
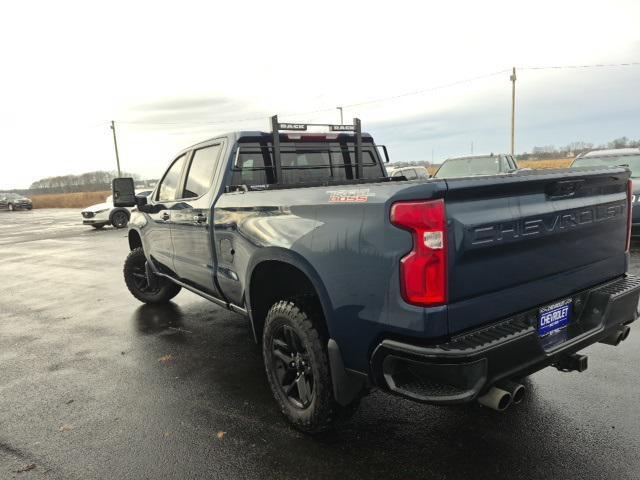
[337,106,344,124]
[510,67,516,156]
[110,120,121,176]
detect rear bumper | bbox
[370,274,640,405]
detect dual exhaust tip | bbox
[477,381,525,412]
[476,325,632,412]
[600,325,631,346]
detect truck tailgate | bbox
[444,167,630,334]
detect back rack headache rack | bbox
[270,114,363,183]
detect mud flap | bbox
[327,339,368,406]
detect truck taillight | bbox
[626,179,632,252]
[390,199,448,307]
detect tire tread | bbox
[263,299,360,434]
[123,247,181,304]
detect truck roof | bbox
[579,148,640,158]
[178,131,374,157]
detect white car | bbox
[81,190,152,229]
[387,165,431,180]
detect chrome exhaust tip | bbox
[501,381,525,405]
[477,387,512,412]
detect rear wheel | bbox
[263,299,360,433]
[111,210,129,229]
[123,247,181,304]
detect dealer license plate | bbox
[538,299,572,337]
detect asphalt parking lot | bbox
[2,209,640,480]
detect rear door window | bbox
[183,144,222,198]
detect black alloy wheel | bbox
[129,257,161,295]
[270,324,315,408]
[123,247,181,304]
[112,211,129,228]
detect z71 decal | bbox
[326,188,375,203]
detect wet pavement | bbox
[1,208,640,480]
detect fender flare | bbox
[127,227,143,251]
[245,247,335,337]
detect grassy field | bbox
[31,191,110,209]
[519,158,573,169]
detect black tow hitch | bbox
[555,353,588,373]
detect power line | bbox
[521,61,640,71]
[115,70,511,127]
[114,61,640,127]
[342,69,511,108]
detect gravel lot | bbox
[2,209,640,480]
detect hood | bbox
[82,201,113,213]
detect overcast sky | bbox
[1,0,639,189]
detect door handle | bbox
[161,213,170,221]
[193,214,207,224]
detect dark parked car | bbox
[0,193,33,211]
[572,148,640,235]
[434,153,519,178]
[112,117,639,433]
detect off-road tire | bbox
[262,299,360,434]
[123,247,181,304]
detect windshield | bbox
[4,193,23,200]
[572,155,640,178]
[435,156,501,178]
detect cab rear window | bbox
[231,142,383,187]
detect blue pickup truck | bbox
[112,118,640,433]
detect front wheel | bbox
[123,247,181,304]
[262,300,360,433]
[8,203,14,211]
[111,210,129,229]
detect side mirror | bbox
[112,178,136,207]
[135,194,148,209]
